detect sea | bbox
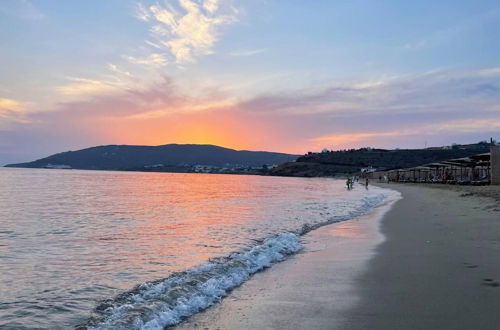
[0,168,392,329]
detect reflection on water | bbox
[0,168,386,329]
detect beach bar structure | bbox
[492,146,500,185]
[373,148,497,185]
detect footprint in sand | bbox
[463,262,478,269]
[482,279,500,287]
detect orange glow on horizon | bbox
[69,105,340,155]
[86,109,290,152]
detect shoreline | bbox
[175,185,401,329]
[176,183,500,329]
[341,183,500,329]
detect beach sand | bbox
[403,182,500,201]
[176,184,500,330]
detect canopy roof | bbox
[441,158,472,167]
[384,152,490,174]
[424,163,449,168]
[469,153,490,161]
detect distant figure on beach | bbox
[365,178,369,189]
[346,177,353,190]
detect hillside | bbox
[5,144,298,172]
[270,143,493,177]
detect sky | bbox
[1,0,500,164]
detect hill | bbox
[270,142,493,177]
[5,144,298,172]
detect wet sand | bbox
[176,184,500,330]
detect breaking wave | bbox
[81,193,387,330]
[83,233,301,330]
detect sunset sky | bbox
[1,0,500,164]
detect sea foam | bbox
[84,193,388,330]
[86,232,301,330]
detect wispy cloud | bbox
[240,68,500,117]
[108,64,131,76]
[56,63,138,97]
[228,48,266,56]
[125,99,235,119]
[312,118,500,146]
[235,67,500,150]
[0,98,29,127]
[402,7,500,51]
[54,76,234,121]
[123,53,168,67]
[0,0,46,20]
[56,77,125,96]
[0,98,25,114]
[2,67,499,163]
[136,0,238,64]
[135,3,151,22]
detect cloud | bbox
[56,63,139,97]
[0,98,25,113]
[0,98,29,128]
[430,118,500,134]
[235,67,500,150]
[125,99,235,119]
[228,48,266,56]
[0,77,246,164]
[0,97,28,118]
[402,8,500,51]
[0,0,46,20]
[136,0,238,64]
[135,3,151,21]
[108,63,131,76]
[239,68,500,117]
[123,53,168,67]
[203,0,220,13]
[50,77,233,122]
[1,67,499,164]
[312,118,500,146]
[56,77,126,96]
[312,132,399,145]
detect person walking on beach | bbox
[365,178,369,189]
[346,177,352,190]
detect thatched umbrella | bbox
[424,163,448,182]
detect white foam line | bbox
[86,192,390,330]
[89,233,302,330]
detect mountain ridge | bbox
[5,144,299,171]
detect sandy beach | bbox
[176,183,500,330]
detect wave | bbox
[297,193,387,235]
[80,193,387,330]
[83,233,301,330]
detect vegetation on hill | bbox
[5,144,298,171]
[270,142,493,177]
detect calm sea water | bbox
[0,168,390,329]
